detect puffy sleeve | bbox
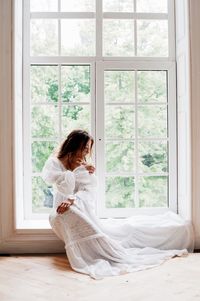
[42,156,75,198]
[73,165,97,189]
[73,166,92,185]
[72,165,98,212]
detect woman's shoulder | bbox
[42,155,69,184]
[45,155,58,166]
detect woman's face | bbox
[76,139,92,159]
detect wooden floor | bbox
[0,253,200,301]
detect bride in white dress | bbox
[42,130,192,280]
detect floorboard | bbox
[0,253,200,301]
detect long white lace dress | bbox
[42,156,193,280]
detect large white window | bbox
[22,0,176,222]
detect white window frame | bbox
[20,0,176,226]
[22,0,97,223]
[23,61,96,221]
[96,61,177,218]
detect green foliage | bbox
[103,20,135,56]
[31,66,58,103]
[103,0,134,12]
[105,105,135,139]
[141,153,166,172]
[105,71,135,103]
[137,71,167,103]
[62,105,90,137]
[139,176,167,207]
[106,177,135,208]
[46,79,58,102]
[31,19,58,56]
[61,66,90,102]
[106,142,134,172]
[32,177,52,212]
[137,20,168,57]
[32,105,58,137]
[32,141,57,172]
[138,105,167,138]
[63,105,83,120]
[139,141,168,173]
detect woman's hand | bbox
[57,199,74,214]
[75,158,95,174]
[83,163,95,174]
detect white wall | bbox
[0,0,14,246]
[188,0,200,248]
[176,0,191,219]
[0,0,64,253]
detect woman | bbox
[42,129,192,280]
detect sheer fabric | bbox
[42,156,193,280]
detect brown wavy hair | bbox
[57,129,94,160]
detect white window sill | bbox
[16,209,180,230]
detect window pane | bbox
[103,20,134,56]
[137,20,168,57]
[103,0,134,12]
[30,19,58,56]
[61,66,90,103]
[31,66,58,103]
[32,141,57,172]
[105,71,135,103]
[32,177,53,213]
[106,177,135,208]
[30,0,58,11]
[32,105,59,138]
[137,0,167,13]
[137,71,167,103]
[61,0,95,11]
[138,105,167,138]
[106,141,135,172]
[138,176,168,207]
[62,105,90,137]
[105,105,135,139]
[61,20,95,56]
[138,141,168,173]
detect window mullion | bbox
[168,0,176,60]
[96,62,105,215]
[103,12,168,20]
[135,71,139,207]
[96,0,102,59]
[30,12,95,19]
[168,65,177,212]
[58,65,62,142]
[23,0,33,220]
[106,172,169,177]
[90,63,96,159]
[58,0,61,56]
[30,57,96,64]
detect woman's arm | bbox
[42,157,96,212]
[42,157,76,199]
